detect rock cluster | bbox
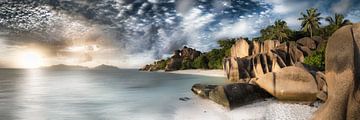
[224,38,324,83]
[140,46,201,71]
[192,23,360,119]
[194,37,327,108]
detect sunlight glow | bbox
[18,51,44,69]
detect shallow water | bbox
[0,69,224,120]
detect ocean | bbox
[0,69,224,120]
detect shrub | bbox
[206,49,225,69]
[303,47,325,71]
[181,59,194,70]
[193,55,209,69]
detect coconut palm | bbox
[298,8,323,37]
[325,13,351,29]
[273,20,289,42]
[260,26,275,41]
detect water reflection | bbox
[0,69,224,120]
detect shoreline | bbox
[175,96,319,120]
[160,69,226,77]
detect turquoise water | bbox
[0,69,224,120]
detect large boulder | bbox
[208,83,271,109]
[255,66,319,101]
[312,24,360,120]
[191,84,218,98]
[297,37,317,50]
[165,50,183,71]
[180,46,201,60]
[264,40,280,53]
[231,39,250,58]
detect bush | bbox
[193,55,209,69]
[303,47,325,71]
[181,59,193,70]
[206,49,225,69]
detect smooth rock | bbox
[297,37,317,50]
[255,66,319,101]
[231,39,250,58]
[312,23,360,120]
[208,83,271,109]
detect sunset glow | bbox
[17,51,44,69]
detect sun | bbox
[18,51,44,69]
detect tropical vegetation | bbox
[146,8,352,71]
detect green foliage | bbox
[192,54,209,69]
[298,8,323,37]
[156,59,169,69]
[288,30,308,41]
[206,49,225,69]
[217,39,236,50]
[320,13,352,39]
[259,20,291,42]
[303,47,325,71]
[217,39,236,57]
[181,59,194,70]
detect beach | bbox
[175,96,319,120]
[163,69,226,77]
[165,69,320,120]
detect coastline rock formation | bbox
[191,23,360,119]
[223,39,325,83]
[194,37,328,108]
[312,23,360,120]
[140,46,201,71]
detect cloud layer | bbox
[0,0,359,68]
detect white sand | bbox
[165,69,226,77]
[174,95,319,120]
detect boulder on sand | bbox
[255,66,319,101]
[207,83,271,109]
[312,23,360,120]
[191,84,217,98]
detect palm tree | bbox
[298,8,323,37]
[325,13,351,29]
[260,26,275,41]
[273,20,289,42]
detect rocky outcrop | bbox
[312,24,360,120]
[296,37,317,50]
[254,66,319,101]
[140,46,202,71]
[165,46,202,71]
[230,39,280,58]
[223,37,327,83]
[165,50,183,71]
[231,39,250,58]
[224,41,311,82]
[191,83,271,109]
[139,59,168,71]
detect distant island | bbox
[92,64,120,70]
[42,64,120,70]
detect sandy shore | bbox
[163,69,226,77]
[174,96,320,120]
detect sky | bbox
[0,0,359,68]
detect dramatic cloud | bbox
[0,0,359,68]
